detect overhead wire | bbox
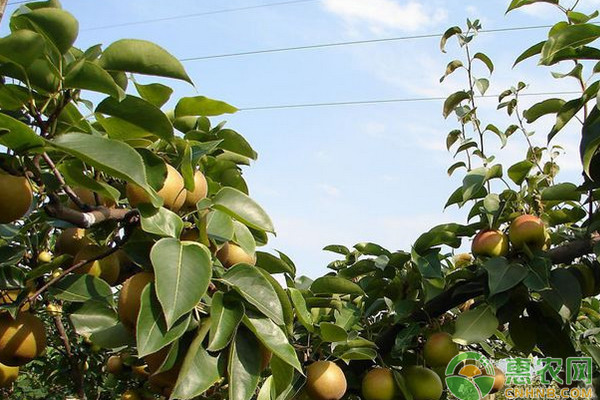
[237,91,582,111]
[81,0,320,31]
[180,25,554,62]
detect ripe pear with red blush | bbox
[472,229,509,258]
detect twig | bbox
[41,152,87,210]
[27,214,139,303]
[53,313,86,399]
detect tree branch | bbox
[51,310,86,398]
[375,234,600,354]
[547,233,600,265]
[27,214,138,303]
[41,152,87,210]
[44,202,135,228]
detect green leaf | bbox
[310,276,364,295]
[541,183,581,201]
[51,274,114,305]
[257,268,294,335]
[58,160,120,202]
[0,30,45,68]
[440,60,463,82]
[319,322,348,342]
[354,242,391,256]
[507,160,534,185]
[233,221,256,255]
[541,23,600,65]
[89,323,135,349]
[256,252,295,275]
[69,301,118,335]
[136,284,191,357]
[64,61,125,100]
[473,52,494,74]
[475,78,490,95]
[581,108,600,178]
[215,129,257,160]
[51,133,160,206]
[213,187,274,233]
[206,210,235,242]
[134,82,173,108]
[99,39,192,84]
[412,249,443,279]
[0,84,30,111]
[271,355,294,396]
[509,317,537,354]
[462,167,487,202]
[513,41,544,67]
[483,258,528,296]
[151,239,212,329]
[139,205,184,238]
[453,306,499,345]
[524,98,566,123]
[289,288,313,332]
[136,148,167,191]
[175,96,237,117]
[221,264,284,326]
[172,327,220,399]
[567,10,599,24]
[0,265,25,290]
[12,8,78,54]
[323,245,350,255]
[228,328,261,400]
[208,291,245,352]
[96,95,173,142]
[335,347,378,362]
[507,0,558,13]
[549,81,599,141]
[243,313,302,372]
[541,269,581,320]
[440,26,462,53]
[0,113,45,152]
[257,376,275,400]
[443,91,470,118]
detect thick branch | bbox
[45,202,134,228]
[548,233,600,264]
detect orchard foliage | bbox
[1,0,600,400]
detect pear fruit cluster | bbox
[471,214,548,259]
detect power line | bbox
[82,0,319,31]
[237,91,581,111]
[180,25,553,62]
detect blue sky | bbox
[4,0,596,277]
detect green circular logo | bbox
[445,352,496,400]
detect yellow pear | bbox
[118,272,154,331]
[305,361,347,400]
[362,368,397,400]
[183,170,208,209]
[126,164,185,211]
[0,173,32,224]
[0,361,18,388]
[0,312,46,366]
[216,242,256,268]
[55,227,92,256]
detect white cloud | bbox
[323,0,448,34]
